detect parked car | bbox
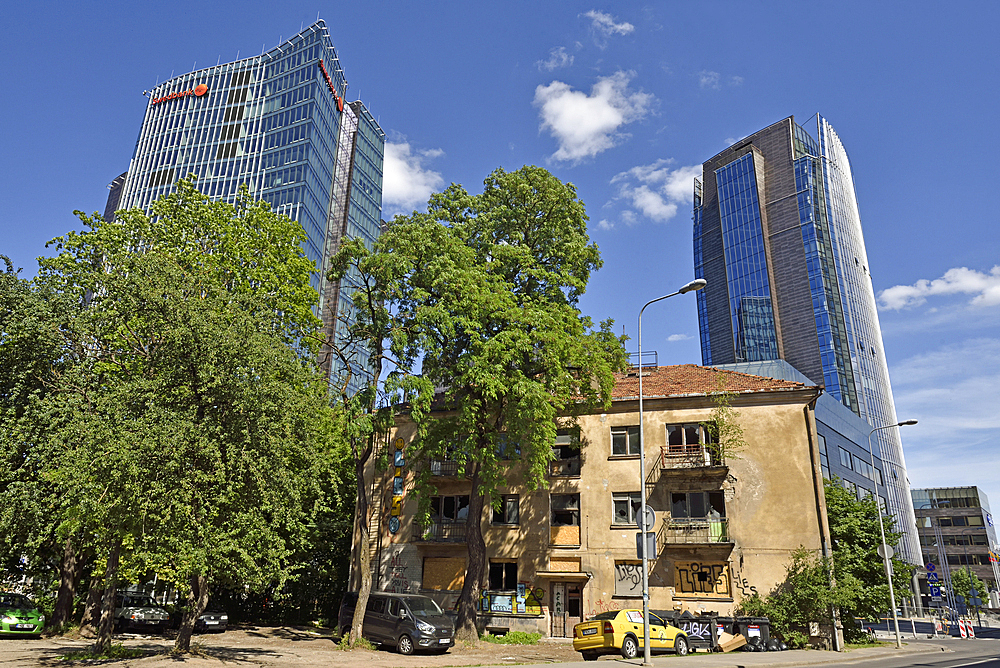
[194,610,228,633]
[572,609,688,660]
[115,593,169,633]
[338,592,455,655]
[0,593,44,637]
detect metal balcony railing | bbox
[428,460,461,476]
[660,445,724,470]
[658,517,731,544]
[415,522,467,543]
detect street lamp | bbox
[960,528,984,628]
[868,419,917,649]
[637,278,706,666]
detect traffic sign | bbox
[927,573,940,583]
[926,562,936,572]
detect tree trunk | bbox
[79,571,104,638]
[174,574,210,653]
[349,438,373,645]
[51,534,78,630]
[94,540,121,654]
[455,463,486,642]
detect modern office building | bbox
[107,20,384,395]
[912,487,1000,610]
[693,115,919,563]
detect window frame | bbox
[611,426,640,457]
[612,492,642,526]
[492,495,520,526]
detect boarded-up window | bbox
[614,562,643,597]
[422,557,466,591]
[674,561,731,598]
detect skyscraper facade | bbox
[109,21,384,395]
[693,115,919,562]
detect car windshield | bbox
[590,611,620,621]
[402,597,443,616]
[126,595,158,607]
[0,593,32,608]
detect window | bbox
[551,494,580,526]
[430,495,470,523]
[612,492,642,525]
[611,426,640,456]
[366,596,385,613]
[671,492,725,518]
[839,447,852,469]
[489,561,518,590]
[496,434,521,459]
[552,429,581,476]
[422,557,465,591]
[493,495,520,525]
[666,423,709,452]
[879,496,888,514]
[818,435,830,479]
[388,599,400,616]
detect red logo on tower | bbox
[152,83,208,106]
[318,59,345,112]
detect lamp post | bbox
[960,527,984,628]
[637,278,706,666]
[868,419,917,649]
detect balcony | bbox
[659,445,728,482]
[428,460,462,477]
[658,517,732,545]
[415,522,467,543]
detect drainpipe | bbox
[804,390,841,652]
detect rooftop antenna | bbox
[217,55,221,66]
[261,43,265,55]
[236,50,240,59]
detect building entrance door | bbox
[567,584,582,631]
[550,583,566,637]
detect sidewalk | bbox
[481,639,955,668]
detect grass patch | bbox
[845,639,888,649]
[480,631,542,645]
[57,644,152,662]
[336,634,375,651]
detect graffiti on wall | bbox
[589,598,623,617]
[383,547,418,593]
[674,561,731,598]
[614,562,643,597]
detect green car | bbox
[0,593,44,637]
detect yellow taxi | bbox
[572,609,688,660]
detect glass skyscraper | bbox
[108,21,384,395]
[694,115,919,563]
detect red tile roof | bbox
[612,364,810,400]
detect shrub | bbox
[481,630,542,645]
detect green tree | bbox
[948,567,987,614]
[23,180,336,653]
[382,166,628,641]
[700,376,748,463]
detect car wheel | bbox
[674,636,689,656]
[621,635,639,659]
[582,650,599,661]
[397,634,414,655]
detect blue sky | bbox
[2,1,998,512]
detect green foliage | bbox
[481,630,542,644]
[700,376,748,462]
[338,633,375,650]
[948,568,987,612]
[3,180,344,648]
[735,479,916,645]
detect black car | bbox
[338,592,454,654]
[194,610,228,633]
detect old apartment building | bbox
[365,365,830,637]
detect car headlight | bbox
[38,615,44,624]
[2,616,16,624]
[415,619,434,633]
[220,615,228,621]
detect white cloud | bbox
[534,71,653,164]
[596,219,614,231]
[610,160,701,223]
[889,338,1000,504]
[382,142,445,215]
[584,10,634,47]
[878,265,1000,310]
[698,70,720,89]
[667,334,693,342]
[537,46,574,72]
